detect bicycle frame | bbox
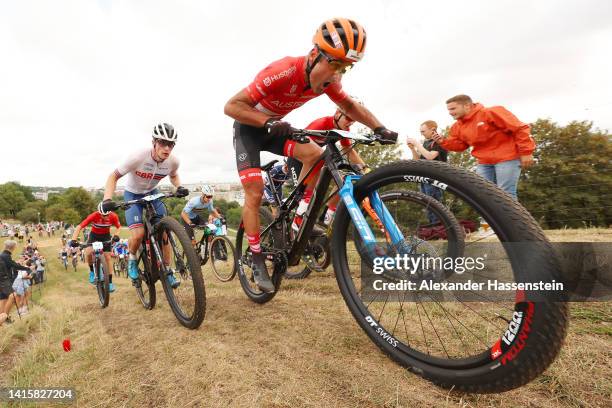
[259,130,407,266]
[121,193,178,280]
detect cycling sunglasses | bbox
[204,195,213,199]
[156,139,176,148]
[319,50,354,74]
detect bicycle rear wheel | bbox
[157,217,206,329]
[210,236,237,282]
[332,160,568,393]
[96,257,110,308]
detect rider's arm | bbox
[347,148,366,167]
[103,172,120,201]
[71,225,83,242]
[169,174,182,188]
[224,89,270,127]
[180,211,193,225]
[336,96,384,130]
[111,213,121,237]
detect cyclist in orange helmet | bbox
[224,18,398,293]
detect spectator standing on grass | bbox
[0,250,16,326]
[406,120,448,224]
[0,240,30,325]
[433,94,535,200]
[12,266,32,315]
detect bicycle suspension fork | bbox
[337,175,411,257]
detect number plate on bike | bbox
[92,242,104,251]
[143,193,165,202]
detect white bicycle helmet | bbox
[152,123,178,142]
[201,184,214,196]
[97,201,110,216]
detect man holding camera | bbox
[407,120,448,224]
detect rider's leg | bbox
[323,194,340,226]
[291,141,324,232]
[123,196,145,281]
[124,226,145,281]
[103,251,115,292]
[234,121,279,292]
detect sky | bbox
[1,0,611,188]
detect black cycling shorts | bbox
[87,231,112,252]
[233,121,296,184]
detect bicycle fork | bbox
[338,176,411,257]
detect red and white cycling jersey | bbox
[114,148,180,194]
[79,211,120,235]
[245,56,348,118]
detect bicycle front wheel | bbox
[210,236,237,282]
[157,217,206,329]
[96,256,110,308]
[332,160,568,393]
[135,246,156,310]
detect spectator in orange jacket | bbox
[433,94,535,200]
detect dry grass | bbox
[0,231,610,407]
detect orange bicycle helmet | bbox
[313,18,367,62]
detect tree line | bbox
[1,119,609,230]
[0,185,243,229]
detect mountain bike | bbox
[194,222,237,282]
[71,253,78,272]
[117,254,127,278]
[235,128,568,393]
[78,240,112,308]
[108,191,205,329]
[259,159,331,280]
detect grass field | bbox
[0,228,610,407]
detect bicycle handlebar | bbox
[290,128,380,145]
[78,240,113,250]
[106,191,186,212]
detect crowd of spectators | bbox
[0,237,47,326]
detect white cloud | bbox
[1,0,611,187]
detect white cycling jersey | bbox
[114,148,180,194]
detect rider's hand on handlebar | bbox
[101,199,119,212]
[374,127,399,145]
[265,119,294,138]
[175,186,189,197]
[112,235,120,243]
[69,239,80,248]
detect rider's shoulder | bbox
[256,56,302,79]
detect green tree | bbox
[61,187,96,219]
[0,183,29,217]
[353,127,402,170]
[519,119,611,228]
[63,208,81,226]
[17,207,39,224]
[226,207,242,229]
[46,204,65,222]
[25,201,48,222]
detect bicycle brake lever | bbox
[293,134,310,144]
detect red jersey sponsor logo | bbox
[262,66,297,87]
